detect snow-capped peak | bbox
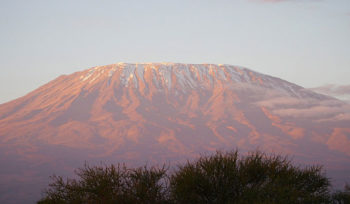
[75,63,312,98]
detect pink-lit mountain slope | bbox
[1,63,350,203]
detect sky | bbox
[0,0,349,104]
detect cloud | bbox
[253,0,321,3]
[256,96,304,108]
[310,84,350,102]
[312,84,350,95]
[272,105,345,118]
[236,82,350,121]
[259,0,286,2]
[256,93,350,121]
[317,113,350,122]
[256,95,343,109]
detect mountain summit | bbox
[0,63,350,203]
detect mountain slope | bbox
[0,63,350,203]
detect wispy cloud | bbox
[258,0,286,2]
[257,96,305,108]
[253,0,321,3]
[262,0,289,2]
[256,93,350,121]
[272,105,346,118]
[234,83,350,122]
[310,84,350,102]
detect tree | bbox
[38,163,169,204]
[332,183,350,204]
[170,150,330,203]
[38,150,336,204]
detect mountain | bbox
[1,63,350,203]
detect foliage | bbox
[332,184,350,204]
[39,150,349,204]
[170,150,330,204]
[37,163,169,204]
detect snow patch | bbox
[77,63,306,98]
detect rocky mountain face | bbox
[1,63,350,203]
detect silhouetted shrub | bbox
[38,163,169,204]
[170,150,330,203]
[332,184,350,204]
[39,150,340,204]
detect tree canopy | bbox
[170,151,330,203]
[38,150,349,204]
[38,164,169,204]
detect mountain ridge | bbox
[0,62,349,203]
[1,62,334,107]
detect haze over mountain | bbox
[310,84,350,103]
[1,63,350,203]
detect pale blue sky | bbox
[0,0,349,104]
